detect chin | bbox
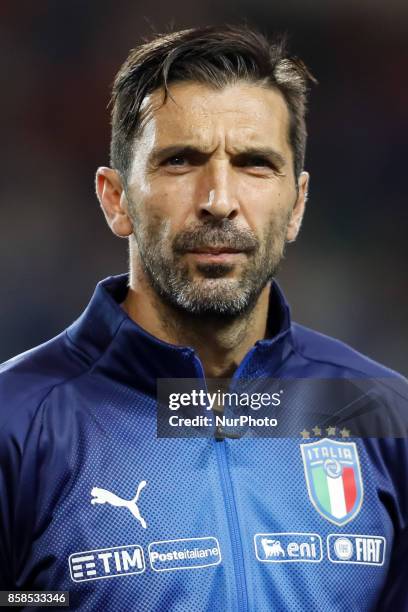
[171,280,260,318]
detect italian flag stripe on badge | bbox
[311,465,357,520]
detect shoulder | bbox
[290,323,408,440]
[0,331,92,449]
[291,322,407,382]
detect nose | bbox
[197,162,239,221]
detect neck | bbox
[122,269,271,379]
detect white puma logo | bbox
[90,480,148,529]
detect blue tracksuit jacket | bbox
[0,274,407,611]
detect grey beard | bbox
[134,222,287,318]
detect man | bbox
[0,25,407,611]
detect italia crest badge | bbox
[300,439,363,526]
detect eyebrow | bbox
[148,144,287,169]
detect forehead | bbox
[139,81,291,153]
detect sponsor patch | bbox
[254,533,322,563]
[148,537,221,571]
[69,544,145,582]
[327,534,386,566]
[301,438,363,525]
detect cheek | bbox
[249,201,293,250]
[136,197,182,250]
[237,181,285,231]
[144,179,196,229]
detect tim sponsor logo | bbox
[69,544,145,582]
[254,533,322,563]
[328,534,386,566]
[149,537,221,571]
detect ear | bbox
[95,167,134,238]
[286,171,309,243]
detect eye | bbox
[165,156,187,167]
[234,154,275,171]
[245,156,271,168]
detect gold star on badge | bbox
[326,426,336,436]
[312,426,322,437]
[340,428,350,438]
[300,429,310,439]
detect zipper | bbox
[215,439,249,612]
[190,352,249,612]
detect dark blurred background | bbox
[1,1,407,374]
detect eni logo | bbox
[90,481,148,529]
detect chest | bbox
[24,408,392,611]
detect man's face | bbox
[124,81,307,317]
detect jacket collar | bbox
[68,274,294,394]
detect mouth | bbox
[184,246,247,263]
[188,246,244,255]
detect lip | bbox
[185,249,245,263]
[186,247,244,254]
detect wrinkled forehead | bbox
[136,81,292,153]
